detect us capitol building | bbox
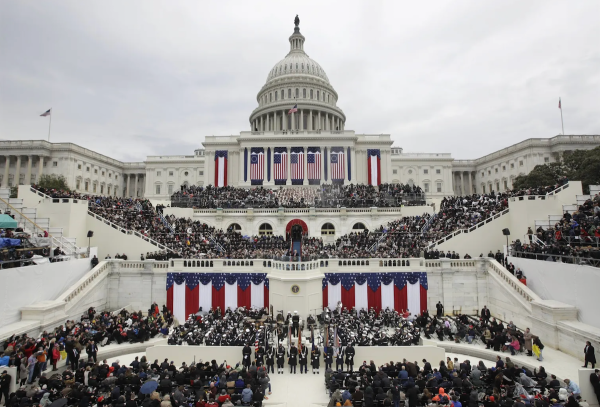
[1,18,599,201]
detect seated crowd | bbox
[170,183,425,209]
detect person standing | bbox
[324,345,333,370]
[287,344,298,374]
[345,343,355,372]
[0,370,10,406]
[335,347,344,371]
[436,302,444,317]
[523,328,533,357]
[276,344,285,374]
[86,341,98,363]
[311,345,321,374]
[298,343,308,374]
[584,341,596,368]
[242,343,252,368]
[265,345,274,374]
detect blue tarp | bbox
[0,238,21,248]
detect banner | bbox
[367,149,381,186]
[166,273,269,322]
[214,151,228,187]
[290,147,304,185]
[307,147,321,185]
[330,147,345,184]
[250,147,265,185]
[322,272,427,315]
[274,147,288,185]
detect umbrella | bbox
[50,399,68,407]
[140,380,158,394]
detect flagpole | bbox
[560,98,565,135]
[48,112,52,141]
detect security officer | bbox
[288,343,298,374]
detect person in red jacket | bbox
[217,390,231,404]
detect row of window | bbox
[228,222,367,237]
[156,171,203,177]
[261,87,332,106]
[75,179,117,195]
[76,163,119,180]
[271,61,322,77]
[392,168,442,175]
[480,157,549,178]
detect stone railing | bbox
[486,258,540,309]
[59,261,112,305]
[546,182,570,195]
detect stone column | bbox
[14,156,21,186]
[350,147,357,184]
[468,172,472,194]
[459,172,464,196]
[299,109,303,130]
[282,110,287,130]
[2,156,10,188]
[308,110,312,130]
[125,175,130,197]
[134,175,139,198]
[291,112,295,130]
[440,259,455,313]
[239,149,246,185]
[260,116,264,131]
[317,111,321,130]
[25,156,32,185]
[325,113,329,130]
[37,156,44,180]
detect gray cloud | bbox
[1,1,598,162]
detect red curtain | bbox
[420,285,428,314]
[185,285,199,320]
[264,286,269,308]
[166,286,173,314]
[237,286,251,308]
[394,285,407,312]
[322,284,328,309]
[341,286,355,310]
[212,286,225,312]
[367,286,382,314]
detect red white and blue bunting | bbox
[322,272,427,315]
[166,273,269,322]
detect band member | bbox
[276,343,285,374]
[311,344,321,374]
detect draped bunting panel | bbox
[214,151,228,187]
[307,147,321,185]
[367,149,381,186]
[290,147,304,185]
[322,272,427,314]
[274,147,288,185]
[250,147,264,185]
[330,147,345,184]
[166,273,270,318]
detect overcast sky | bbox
[1,1,598,162]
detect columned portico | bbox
[2,156,10,188]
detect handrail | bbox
[427,208,510,249]
[486,258,541,309]
[87,210,180,254]
[546,182,569,196]
[29,186,52,200]
[0,196,51,237]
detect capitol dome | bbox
[249,17,346,132]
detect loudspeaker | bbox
[87,230,94,238]
[502,228,510,236]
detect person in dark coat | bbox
[584,341,596,368]
[436,302,444,317]
[324,346,333,370]
[276,344,285,374]
[242,344,252,368]
[589,370,600,404]
[265,346,275,374]
[298,344,308,374]
[287,344,298,374]
[311,346,321,374]
[405,382,418,407]
[345,344,355,372]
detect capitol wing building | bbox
[1,20,599,203]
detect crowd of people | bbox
[170,183,425,209]
[324,356,590,407]
[0,305,172,387]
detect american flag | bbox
[251,148,264,183]
[290,147,304,183]
[288,104,297,114]
[330,148,345,181]
[40,108,51,117]
[307,147,321,181]
[558,97,561,109]
[274,147,287,182]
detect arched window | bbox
[321,223,335,236]
[269,93,272,102]
[353,222,366,230]
[301,63,304,70]
[281,90,284,99]
[275,92,278,101]
[317,90,320,100]
[295,88,299,98]
[303,89,306,98]
[288,89,291,99]
[310,89,313,99]
[259,223,273,236]
[407,179,414,187]
[228,223,242,232]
